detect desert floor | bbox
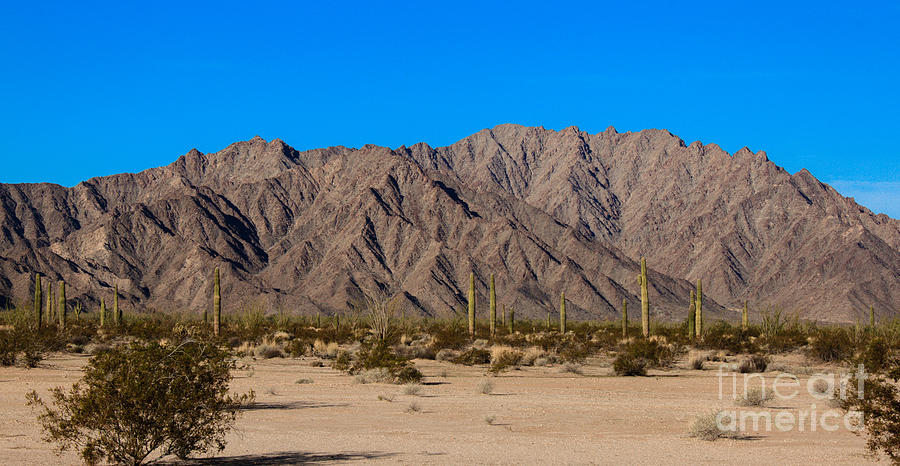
[0,353,884,465]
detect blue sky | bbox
[2,1,899,215]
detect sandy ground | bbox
[0,353,885,465]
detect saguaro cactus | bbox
[213,267,221,336]
[546,311,551,331]
[742,301,749,330]
[559,291,567,333]
[34,273,42,327]
[46,281,53,322]
[695,279,703,338]
[621,298,628,338]
[637,257,650,338]
[58,281,66,329]
[100,298,106,327]
[114,283,121,326]
[688,290,696,338]
[468,272,476,339]
[489,274,496,338]
[508,307,514,333]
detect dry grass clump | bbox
[521,346,559,366]
[560,363,583,375]
[452,347,491,366]
[402,383,423,396]
[394,343,435,360]
[736,387,773,407]
[489,345,524,373]
[377,394,394,402]
[353,367,394,384]
[737,354,769,373]
[294,378,314,384]
[483,415,497,425]
[254,342,285,359]
[405,401,422,413]
[689,411,741,441]
[313,339,340,358]
[477,379,495,395]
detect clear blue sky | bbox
[2,1,899,215]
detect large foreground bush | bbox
[27,340,253,465]
[843,339,900,462]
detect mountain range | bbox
[2,124,898,323]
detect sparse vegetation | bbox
[736,387,773,407]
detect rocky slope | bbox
[2,125,897,322]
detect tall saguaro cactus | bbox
[489,274,496,338]
[621,298,627,338]
[559,291,567,333]
[46,281,53,322]
[508,307,514,334]
[742,301,749,330]
[468,272,476,339]
[34,273,42,327]
[637,257,650,338]
[695,279,703,338]
[58,281,66,329]
[213,267,221,336]
[114,283,120,326]
[100,298,106,327]
[688,290,696,338]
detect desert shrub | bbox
[617,339,676,369]
[488,346,523,373]
[435,348,459,361]
[737,354,769,373]
[452,347,492,365]
[26,340,253,465]
[286,338,311,357]
[405,401,422,413]
[402,383,423,396]
[736,387,773,407]
[689,356,705,370]
[560,362,583,375]
[424,319,470,351]
[689,411,740,441]
[331,350,352,371]
[295,378,314,384]
[808,326,854,362]
[394,343,435,360]
[477,379,495,395]
[0,324,49,367]
[313,339,340,358]
[613,353,648,376]
[354,367,394,384]
[253,338,285,359]
[699,322,759,354]
[520,346,551,366]
[842,339,900,462]
[344,340,422,384]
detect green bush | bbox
[843,339,900,462]
[343,341,423,384]
[808,326,853,362]
[27,340,253,465]
[613,353,648,376]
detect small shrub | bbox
[736,387,773,407]
[435,348,459,361]
[489,346,523,373]
[331,350,352,372]
[560,363,583,375]
[405,401,422,413]
[484,415,496,425]
[737,354,768,373]
[345,341,423,384]
[294,378,314,384]
[477,379,495,395]
[452,347,491,366]
[26,340,253,465]
[613,353,647,376]
[808,327,853,363]
[254,343,284,359]
[354,367,393,384]
[402,383,423,396]
[689,410,740,441]
[377,394,394,402]
[521,346,550,366]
